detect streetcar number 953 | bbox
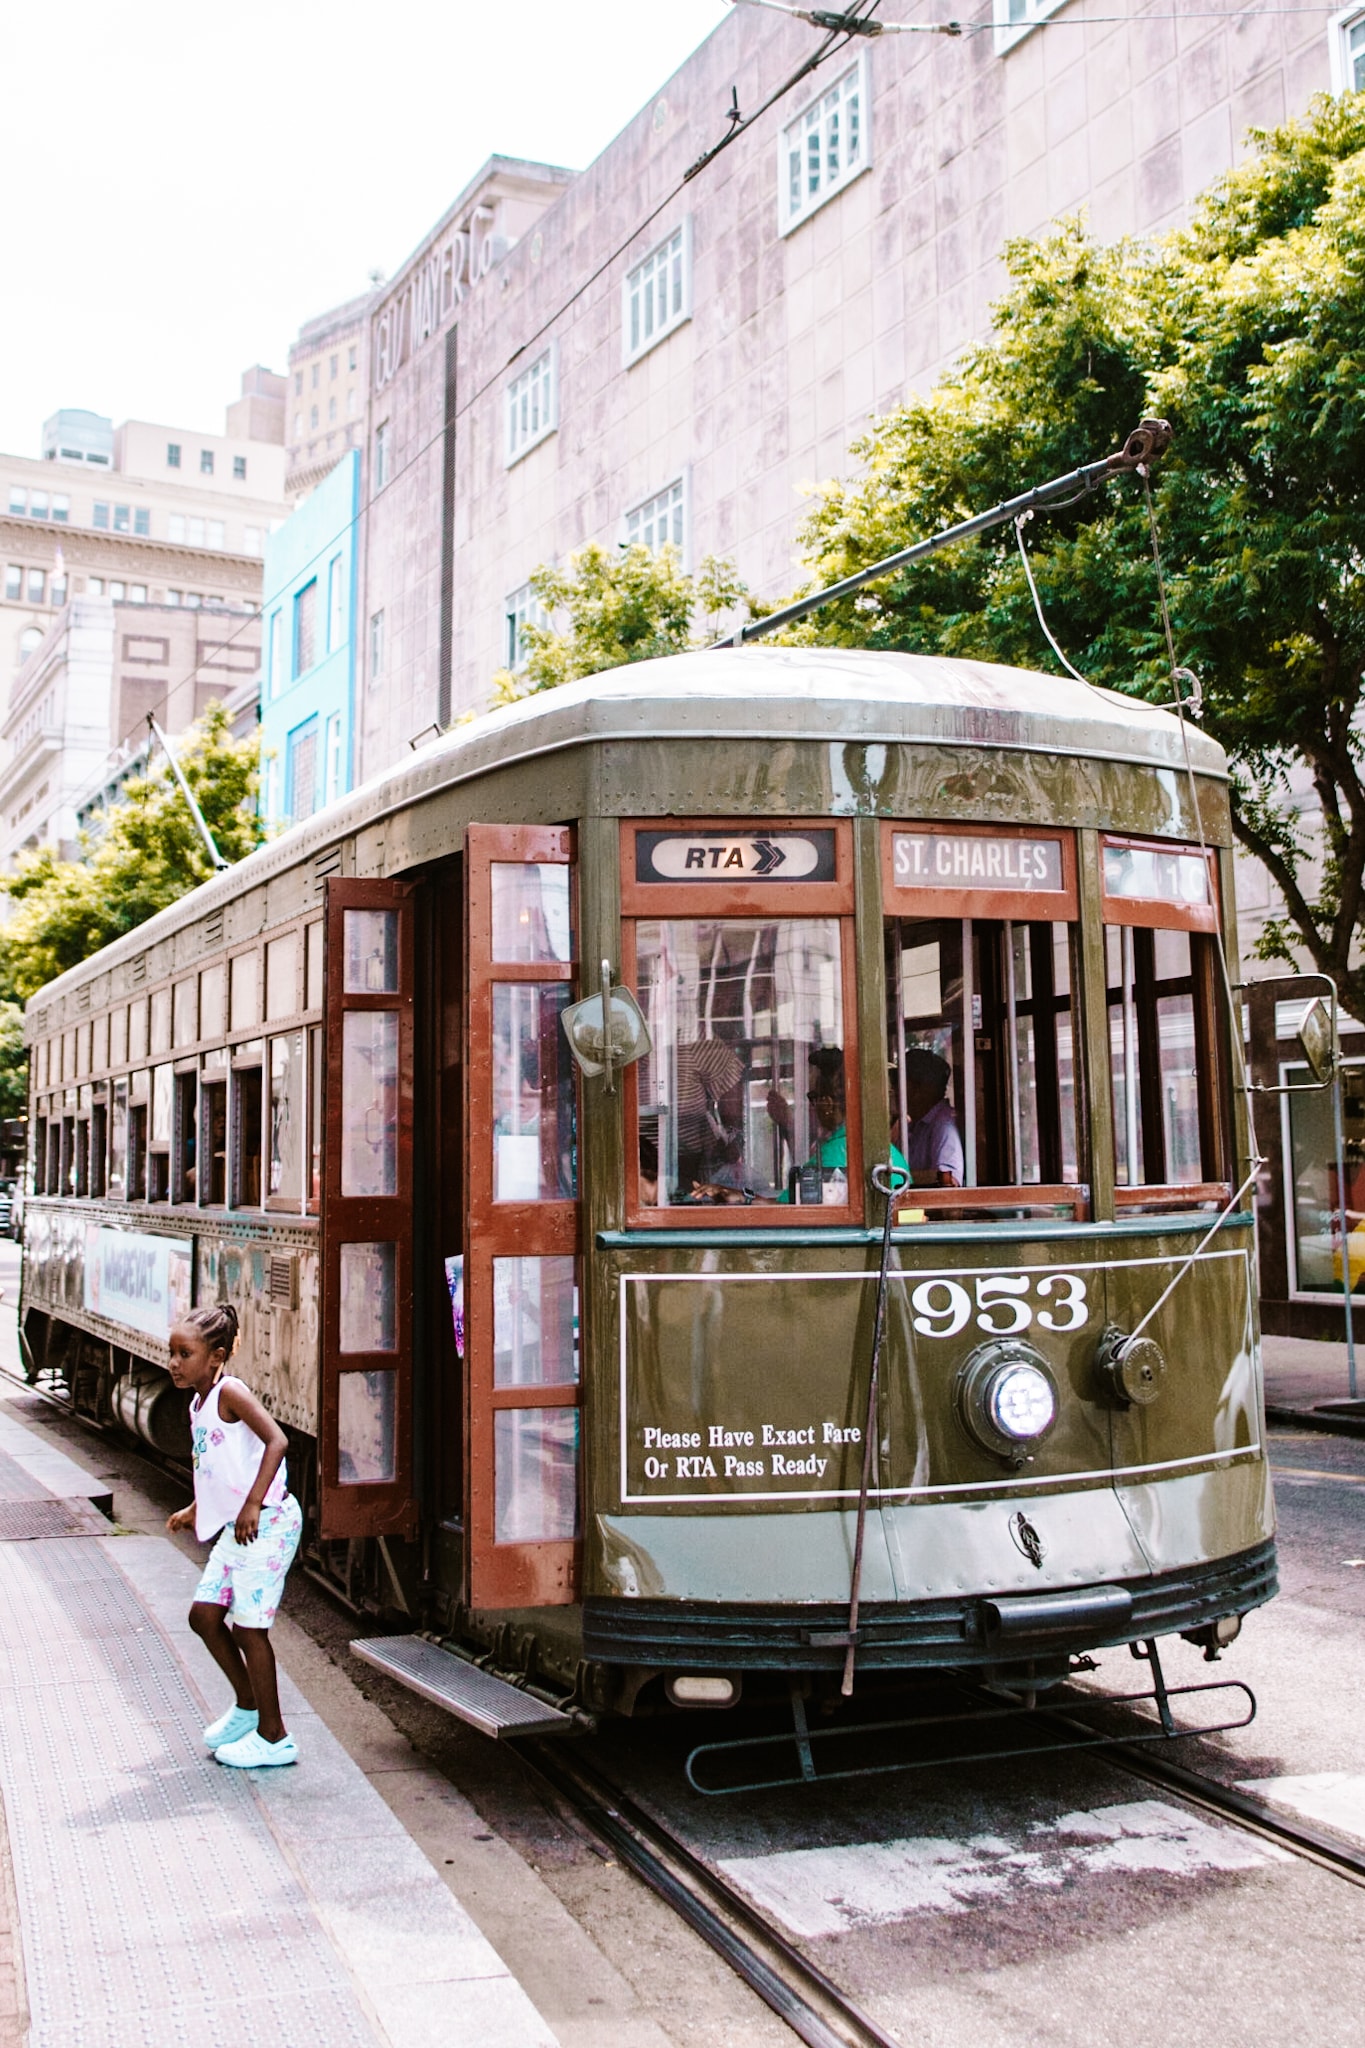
[909,1273,1088,1339]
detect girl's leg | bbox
[233,1626,286,1744]
[189,1601,255,1709]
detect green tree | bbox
[492,542,751,703]
[0,703,263,1003]
[0,1003,27,1121]
[794,94,1365,1016]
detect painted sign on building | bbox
[83,1226,192,1340]
[373,206,503,395]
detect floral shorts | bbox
[193,1496,302,1629]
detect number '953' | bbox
[908,1273,1088,1339]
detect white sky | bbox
[2,0,732,458]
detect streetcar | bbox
[17,642,1274,1731]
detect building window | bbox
[167,442,181,468]
[506,347,557,465]
[233,455,247,480]
[330,354,338,379]
[87,577,104,597]
[18,627,42,663]
[294,371,303,396]
[1332,6,1365,90]
[287,718,319,824]
[135,508,150,537]
[166,589,181,606]
[200,449,215,475]
[328,395,337,424]
[184,591,200,609]
[622,223,690,365]
[92,502,110,529]
[7,488,24,516]
[244,525,262,555]
[373,422,389,490]
[779,52,870,234]
[4,565,22,602]
[207,520,225,549]
[369,609,384,679]
[268,608,283,697]
[51,573,67,607]
[112,504,131,533]
[325,710,343,805]
[294,579,318,677]
[347,388,358,417]
[293,412,302,436]
[130,585,147,604]
[108,580,126,600]
[504,581,548,671]
[51,494,69,522]
[312,362,320,389]
[28,492,48,520]
[993,0,1070,53]
[327,553,345,651]
[169,514,185,544]
[310,405,319,432]
[27,568,45,605]
[624,476,686,558]
[349,346,357,371]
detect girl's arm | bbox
[217,1379,289,1543]
[166,1504,196,1534]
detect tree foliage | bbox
[491,543,751,703]
[0,703,263,1003]
[794,94,1365,1015]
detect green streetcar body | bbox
[18,649,1274,1706]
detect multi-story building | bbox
[0,596,262,869]
[339,1,1352,773]
[0,369,286,699]
[285,295,372,505]
[258,451,359,829]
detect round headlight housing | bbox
[955,1340,1060,1464]
[986,1361,1057,1441]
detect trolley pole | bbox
[723,419,1172,645]
[146,715,231,873]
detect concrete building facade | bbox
[286,295,372,506]
[0,370,286,701]
[336,0,1355,776]
[0,597,261,867]
[259,451,359,830]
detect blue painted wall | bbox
[258,450,358,830]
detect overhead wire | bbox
[68,2,882,795]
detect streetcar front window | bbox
[1106,924,1224,1191]
[109,1082,127,1198]
[634,917,846,1206]
[886,918,1078,1194]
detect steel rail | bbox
[518,1736,902,2048]
[1103,1739,1365,1891]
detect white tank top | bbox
[190,1376,288,1540]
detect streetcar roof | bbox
[26,648,1226,1018]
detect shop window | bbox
[202,1079,227,1204]
[233,1064,263,1206]
[174,1072,198,1202]
[1286,1061,1365,1297]
[886,917,1078,1197]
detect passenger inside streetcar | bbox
[896,1047,964,1188]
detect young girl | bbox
[165,1303,303,1768]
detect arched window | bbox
[18,627,43,668]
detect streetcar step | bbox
[350,1634,572,1737]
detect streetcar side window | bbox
[268,1034,305,1209]
[886,918,1078,1195]
[174,1072,198,1203]
[202,1079,227,1204]
[1105,925,1225,1191]
[60,1117,75,1195]
[90,1099,107,1198]
[33,1118,46,1193]
[109,1082,127,1198]
[128,1103,147,1199]
[45,1119,60,1196]
[74,1119,89,1199]
[233,1064,264,1207]
[633,917,848,1207]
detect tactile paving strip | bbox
[0,1538,381,2048]
[0,1496,112,1540]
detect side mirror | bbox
[561,961,652,1092]
[1297,995,1337,1087]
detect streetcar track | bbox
[518,1736,902,2048]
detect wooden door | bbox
[318,878,419,1540]
[465,825,580,1608]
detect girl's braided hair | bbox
[179,1301,240,1361]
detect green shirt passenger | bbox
[769,1049,907,1203]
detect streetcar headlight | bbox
[666,1673,740,1709]
[986,1363,1057,1442]
[955,1340,1060,1463]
